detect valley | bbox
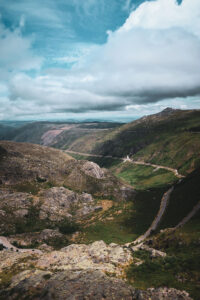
[0,108,200,299]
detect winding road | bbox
[65,150,185,178]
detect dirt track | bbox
[65,150,185,178]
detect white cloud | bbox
[88,0,200,103]
[1,0,200,119]
[0,21,42,79]
[120,0,200,37]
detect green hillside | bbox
[91,109,200,175]
[111,162,177,190]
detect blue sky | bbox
[0,0,146,69]
[0,0,199,121]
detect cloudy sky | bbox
[0,0,200,121]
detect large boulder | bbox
[81,161,105,179]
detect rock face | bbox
[81,161,105,179]
[63,159,135,201]
[0,186,102,235]
[0,269,193,300]
[1,269,138,300]
[36,240,132,276]
[0,190,34,234]
[39,187,98,221]
[0,241,193,300]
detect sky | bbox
[0,0,200,122]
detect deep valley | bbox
[0,108,200,299]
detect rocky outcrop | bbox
[36,240,132,276]
[81,161,105,179]
[0,186,103,235]
[139,287,192,300]
[39,187,99,221]
[0,240,193,300]
[0,190,32,213]
[64,159,135,201]
[1,269,138,300]
[0,190,35,234]
[1,268,193,300]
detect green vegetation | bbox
[92,110,200,174]
[79,188,165,244]
[14,205,49,234]
[57,219,79,235]
[45,236,69,250]
[125,168,200,300]
[111,162,177,190]
[126,247,200,300]
[66,154,177,190]
[13,182,40,195]
[13,180,57,195]
[80,219,136,245]
[126,214,200,300]
[13,203,78,239]
[134,131,200,175]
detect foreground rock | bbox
[36,240,132,276]
[1,269,137,300]
[0,269,192,300]
[0,240,193,300]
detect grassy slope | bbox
[134,131,200,175]
[92,109,200,175]
[77,188,165,244]
[111,162,177,190]
[126,214,200,300]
